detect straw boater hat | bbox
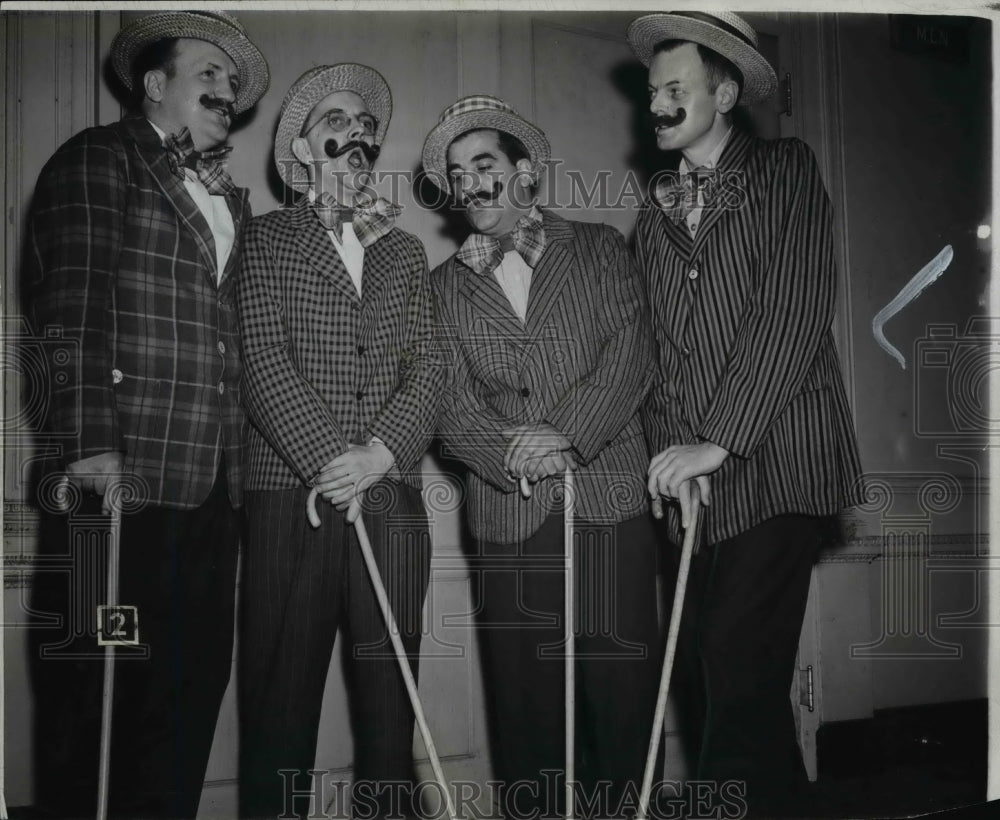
[422,95,551,190]
[110,11,269,115]
[273,64,392,194]
[626,11,777,105]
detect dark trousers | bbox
[239,483,431,820]
[476,512,661,820]
[30,468,240,819]
[661,514,822,819]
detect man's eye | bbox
[203,69,215,79]
[230,78,241,93]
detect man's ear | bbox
[515,157,537,186]
[715,79,739,114]
[290,136,313,165]
[143,70,165,104]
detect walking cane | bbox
[97,498,122,820]
[562,470,576,820]
[636,503,699,820]
[306,489,457,820]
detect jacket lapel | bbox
[289,199,361,303]
[218,187,250,290]
[456,255,527,340]
[124,116,220,286]
[523,211,575,335]
[691,128,755,253]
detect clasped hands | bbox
[502,422,576,499]
[312,441,395,523]
[647,441,728,529]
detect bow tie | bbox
[312,191,401,248]
[163,128,235,196]
[457,213,546,276]
[653,167,719,225]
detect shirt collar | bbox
[679,125,734,174]
[147,119,168,145]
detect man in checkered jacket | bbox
[25,11,268,819]
[236,64,442,819]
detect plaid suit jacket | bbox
[636,130,866,547]
[26,115,249,510]
[432,211,655,544]
[238,198,441,491]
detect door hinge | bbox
[799,664,814,712]
[779,72,793,117]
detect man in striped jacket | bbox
[628,12,865,818]
[423,95,661,819]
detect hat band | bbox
[668,11,756,50]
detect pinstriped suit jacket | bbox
[26,115,248,510]
[238,198,442,491]
[432,211,655,544]
[637,129,865,547]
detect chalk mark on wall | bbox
[872,245,954,369]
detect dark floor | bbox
[10,700,989,819]
[806,699,988,819]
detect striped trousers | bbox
[238,482,431,819]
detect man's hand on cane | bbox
[312,442,395,524]
[502,422,577,499]
[648,441,728,528]
[60,451,124,515]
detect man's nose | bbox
[216,76,236,102]
[346,119,367,142]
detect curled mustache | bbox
[457,180,504,209]
[652,109,687,129]
[199,94,235,120]
[323,139,381,164]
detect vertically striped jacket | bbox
[433,211,655,544]
[26,115,248,510]
[637,129,865,546]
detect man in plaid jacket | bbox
[25,11,268,819]
[422,95,661,820]
[237,64,442,819]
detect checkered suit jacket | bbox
[637,130,865,547]
[238,198,441,491]
[432,210,655,544]
[26,115,249,510]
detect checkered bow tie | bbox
[312,191,402,248]
[654,167,719,225]
[163,128,236,196]
[457,212,546,276]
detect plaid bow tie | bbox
[164,128,236,196]
[313,191,402,248]
[457,212,546,276]
[654,168,719,225]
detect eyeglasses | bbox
[302,109,378,138]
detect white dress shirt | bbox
[149,121,234,282]
[493,206,542,324]
[308,188,364,298]
[679,126,734,236]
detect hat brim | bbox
[274,64,393,194]
[111,12,269,114]
[422,110,551,191]
[627,14,777,105]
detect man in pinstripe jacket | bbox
[628,12,865,818]
[25,12,268,818]
[423,95,661,819]
[237,65,441,819]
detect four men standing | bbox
[25,8,863,819]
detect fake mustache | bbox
[199,95,235,120]
[652,109,687,129]
[323,139,382,164]
[457,180,504,208]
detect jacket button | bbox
[356,390,365,400]
[521,387,530,398]
[217,340,226,355]
[682,347,692,357]
[688,268,699,280]
[218,382,225,395]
